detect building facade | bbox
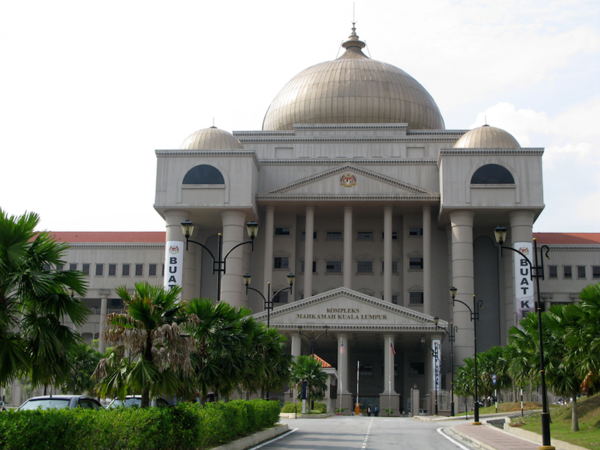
[40,26,600,413]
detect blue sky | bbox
[1,0,598,232]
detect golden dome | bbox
[454,124,521,149]
[180,126,244,150]
[262,25,445,131]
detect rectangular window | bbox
[410,292,424,304]
[381,261,398,274]
[409,362,425,375]
[593,266,600,279]
[392,295,398,304]
[357,261,373,273]
[82,264,90,276]
[108,264,117,276]
[273,291,288,303]
[409,228,423,236]
[275,227,290,236]
[162,264,165,276]
[326,261,342,273]
[409,258,424,270]
[548,265,558,279]
[56,264,64,271]
[274,257,289,269]
[69,263,77,271]
[381,232,398,240]
[43,263,50,271]
[357,231,373,240]
[95,264,103,276]
[135,264,143,276]
[327,231,342,240]
[563,266,572,279]
[122,264,130,276]
[301,231,317,240]
[577,266,586,279]
[149,264,157,276]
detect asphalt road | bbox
[254,416,475,450]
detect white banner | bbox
[432,340,441,391]
[514,241,534,325]
[164,240,184,299]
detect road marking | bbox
[361,417,374,449]
[249,428,298,449]
[436,427,472,450]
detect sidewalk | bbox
[448,422,542,450]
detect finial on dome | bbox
[342,22,366,50]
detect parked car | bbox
[18,395,103,411]
[107,395,170,408]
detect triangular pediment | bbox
[257,164,439,200]
[252,288,447,332]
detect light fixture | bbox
[434,316,439,327]
[180,220,195,239]
[246,221,259,239]
[494,226,507,245]
[243,273,251,286]
[449,286,457,300]
[287,273,295,287]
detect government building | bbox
[38,25,600,414]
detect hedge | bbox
[0,399,280,450]
[281,401,327,414]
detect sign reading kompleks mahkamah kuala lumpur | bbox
[164,241,184,299]
[514,241,534,325]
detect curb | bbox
[504,418,589,450]
[446,426,498,450]
[211,424,290,450]
[280,412,334,419]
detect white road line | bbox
[436,427,472,450]
[249,428,299,449]
[360,417,374,449]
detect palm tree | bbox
[507,315,540,400]
[478,346,511,405]
[454,357,475,411]
[98,282,196,407]
[573,282,600,395]
[290,355,327,411]
[63,343,102,394]
[0,209,88,389]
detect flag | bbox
[390,342,396,355]
[340,342,345,354]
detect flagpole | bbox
[356,360,360,415]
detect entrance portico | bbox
[252,288,447,415]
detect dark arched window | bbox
[182,165,225,184]
[471,164,514,184]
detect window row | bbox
[68,263,164,277]
[275,228,422,240]
[548,265,600,280]
[297,259,410,274]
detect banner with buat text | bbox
[164,241,184,300]
[514,241,534,326]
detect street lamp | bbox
[421,336,440,415]
[494,226,553,449]
[243,272,295,328]
[297,325,329,356]
[181,220,258,302]
[434,316,458,416]
[451,287,483,425]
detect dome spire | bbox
[342,22,366,50]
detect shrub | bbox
[281,401,301,413]
[0,399,279,450]
[313,402,327,413]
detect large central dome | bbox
[262,25,445,131]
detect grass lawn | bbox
[509,393,600,449]
[456,401,551,416]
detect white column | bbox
[343,206,353,289]
[221,210,247,308]
[382,334,396,394]
[338,333,350,394]
[242,242,251,308]
[450,210,475,368]
[263,206,275,296]
[99,297,108,353]
[304,206,315,298]
[383,206,393,302]
[165,210,195,301]
[423,206,432,315]
[446,224,453,318]
[291,331,301,360]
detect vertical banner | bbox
[432,339,441,391]
[165,241,184,299]
[514,241,534,325]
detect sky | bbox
[1,0,599,232]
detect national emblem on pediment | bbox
[340,173,356,187]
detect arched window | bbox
[471,164,514,184]
[183,165,225,184]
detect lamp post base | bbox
[538,447,555,450]
[472,421,482,426]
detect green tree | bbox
[0,209,88,389]
[572,282,600,394]
[478,346,511,405]
[290,355,327,410]
[97,282,196,407]
[62,343,102,394]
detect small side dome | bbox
[180,126,244,150]
[454,125,520,149]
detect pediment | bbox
[252,287,447,332]
[257,164,439,199]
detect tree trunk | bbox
[571,394,579,431]
[141,334,153,408]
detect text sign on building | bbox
[432,340,441,391]
[514,241,534,325]
[164,241,184,299]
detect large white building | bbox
[49,25,600,414]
